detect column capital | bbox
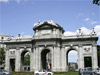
[78,44,83,47]
[61,45,65,48]
[36,45,39,47]
[16,47,20,50]
[6,47,9,50]
[53,44,57,47]
[92,44,97,47]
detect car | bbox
[0,69,11,75]
[34,69,54,75]
[80,68,95,75]
[0,66,4,69]
[95,68,100,75]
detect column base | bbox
[15,67,20,72]
[5,67,9,71]
[52,67,68,72]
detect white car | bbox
[95,68,100,75]
[34,70,54,75]
[0,69,11,75]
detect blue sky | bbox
[0,0,100,62]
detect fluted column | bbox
[33,47,37,71]
[78,44,84,69]
[61,46,67,72]
[34,45,39,71]
[52,45,61,72]
[15,48,21,72]
[5,48,10,71]
[30,47,34,71]
[92,44,98,70]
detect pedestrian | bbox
[79,68,81,75]
[47,62,50,70]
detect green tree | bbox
[93,0,100,5]
[0,48,5,65]
[24,53,30,66]
[98,50,100,67]
[84,57,92,67]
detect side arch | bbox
[20,49,31,71]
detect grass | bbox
[11,71,78,75]
[54,71,78,75]
[11,72,33,75]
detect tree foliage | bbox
[24,54,30,66]
[84,57,92,67]
[0,48,5,65]
[97,47,100,67]
[93,0,100,5]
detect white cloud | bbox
[68,51,78,55]
[84,17,91,22]
[64,31,76,36]
[68,51,78,62]
[94,25,100,36]
[64,25,100,36]
[64,27,91,36]
[0,0,8,2]
[90,21,98,25]
[84,17,98,25]
[0,0,21,3]
[80,27,91,35]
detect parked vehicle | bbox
[34,69,54,75]
[80,68,95,75]
[0,66,4,69]
[0,69,11,75]
[95,68,100,75]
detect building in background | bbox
[0,34,14,48]
[68,62,78,71]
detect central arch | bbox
[41,49,51,70]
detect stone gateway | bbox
[4,20,98,72]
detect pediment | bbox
[33,20,64,32]
[37,24,55,30]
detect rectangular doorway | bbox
[84,57,92,68]
[10,59,15,71]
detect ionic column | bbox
[35,45,39,70]
[56,45,61,71]
[92,44,98,70]
[61,46,67,72]
[30,47,35,71]
[78,44,84,69]
[33,47,36,71]
[38,47,41,70]
[51,47,54,71]
[53,45,61,72]
[5,48,10,71]
[15,48,21,72]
